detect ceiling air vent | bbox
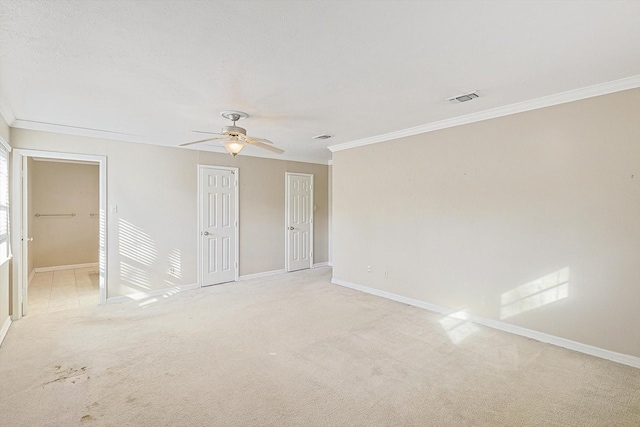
[313,134,332,140]
[445,91,479,103]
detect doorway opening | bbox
[11,150,107,320]
[27,159,100,314]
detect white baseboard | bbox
[239,269,287,281]
[34,262,98,273]
[331,277,640,369]
[313,262,329,268]
[107,283,199,304]
[0,316,11,347]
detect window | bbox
[0,137,10,264]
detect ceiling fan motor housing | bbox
[222,125,247,136]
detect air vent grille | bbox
[446,91,479,103]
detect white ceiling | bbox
[1,1,639,164]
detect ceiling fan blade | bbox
[249,140,284,154]
[179,136,226,147]
[190,130,223,135]
[250,137,274,144]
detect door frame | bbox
[285,172,314,272]
[197,165,239,287]
[11,149,108,320]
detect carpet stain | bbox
[42,366,89,386]
[80,414,95,422]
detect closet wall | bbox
[31,161,99,270]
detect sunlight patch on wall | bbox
[168,248,182,279]
[118,218,186,297]
[500,267,570,319]
[118,219,158,266]
[120,262,151,290]
[439,311,480,345]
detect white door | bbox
[20,156,30,315]
[286,173,313,272]
[199,166,238,286]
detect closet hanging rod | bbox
[35,213,76,217]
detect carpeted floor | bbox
[1,267,639,426]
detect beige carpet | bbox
[1,267,639,426]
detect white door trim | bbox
[285,172,314,272]
[11,149,108,320]
[197,165,239,287]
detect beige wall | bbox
[10,129,329,299]
[332,88,640,358]
[197,152,329,275]
[31,161,99,269]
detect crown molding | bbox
[328,74,640,153]
[0,99,16,127]
[11,119,331,165]
[11,118,150,144]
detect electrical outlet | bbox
[367,265,372,272]
[384,270,388,278]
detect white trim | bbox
[34,262,98,273]
[107,283,199,304]
[328,74,640,153]
[197,165,240,287]
[28,269,35,285]
[32,157,98,165]
[12,119,150,144]
[0,133,11,152]
[11,149,108,320]
[331,277,640,369]
[0,316,11,346]
[313,262,329,268]
[0,255,12,269]
[10,119,330,165]
[327,163,332,267]
[239,269,287,281]
[0,99,15,127]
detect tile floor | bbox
[27,266,100,315]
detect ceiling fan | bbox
[180,111,284,157]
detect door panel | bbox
[286,173,313,272]
[200,167,237,286]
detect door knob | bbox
[26,237,34,242]
[288,227,294,230]
[203,231,210,236]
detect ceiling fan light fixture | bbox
[222,139,246,156]
[181,110,284,155]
